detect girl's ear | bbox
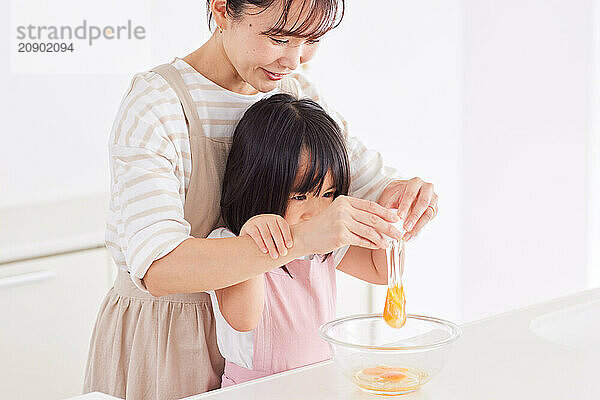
[210,0,229,30]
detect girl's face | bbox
[284,153,337,225]
[217,1,322,93]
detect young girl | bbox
[208,93,401,387]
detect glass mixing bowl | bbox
[319,314,461,396]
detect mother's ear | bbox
[209,0,230,31]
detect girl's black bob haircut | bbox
[207,0,345,40]
[220,93,350,237]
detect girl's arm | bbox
[215,274,265,332]
[211,215,290,332]
[336,246,388,285]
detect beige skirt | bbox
[83,270,225,400]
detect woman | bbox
[84,0,439,399]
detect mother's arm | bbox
[144,234,307,297]
[145,196,400,297]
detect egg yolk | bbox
[383,283,406,329]
[359,366,408,382]
[355,365,426,393]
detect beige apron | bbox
[83,63,234,399]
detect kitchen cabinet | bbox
[0,247,115,400]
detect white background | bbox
[2,0,599,324]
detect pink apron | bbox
[221,255,337,387]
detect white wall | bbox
[590,0,600,287]
[459,0,594,321]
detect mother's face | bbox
[221,3,322,93]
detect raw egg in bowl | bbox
[319,314,461,396]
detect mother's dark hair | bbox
[206,0,345,39]
[220,93,350,236]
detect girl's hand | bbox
[292,195,403,255]
[240,214,293,259]
[377,177,438,241]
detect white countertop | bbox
[182,288,600,400]
[0,193,108,264]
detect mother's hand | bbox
[377,177,439,241]
[292,195,403,255]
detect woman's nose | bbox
[279,44,303,71]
